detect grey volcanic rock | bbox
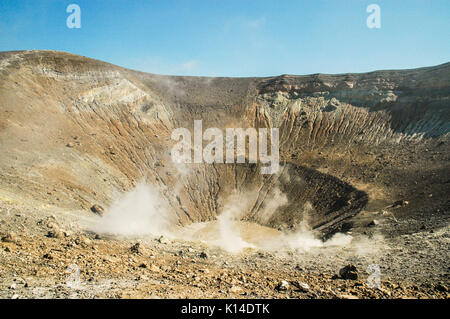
[339,264,358,280]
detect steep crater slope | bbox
[0,50,448,238]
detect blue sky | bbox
[0,0,449,77]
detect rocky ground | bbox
[0,200,448,299]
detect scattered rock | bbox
[90,204,104,216]
[199,252,208,259]
[130,242,145,255]
[150,265,161,273]
[381,210,391,217]
[137,274,149,281]
[377,288,392,297]
[293,281,310,292]
[14,278,27,285]
[295,265,303,271]
[330,98,341,107]
[276,280,290,291]
[75,236,91,246]
[46,229,64,239]
[230,285,244,294]
[46,221,59,230]
[102,256,117,263]
[1,232,18,243]
[43,253,53,260]
[368,220,379,227]
[158,236,170,244]
[339,264,358,280]
[392,200,408,208]
[11,294,19,300]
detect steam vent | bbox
[0,51,449,239]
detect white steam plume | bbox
[214,191,256,253]
[91,182,174,236]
